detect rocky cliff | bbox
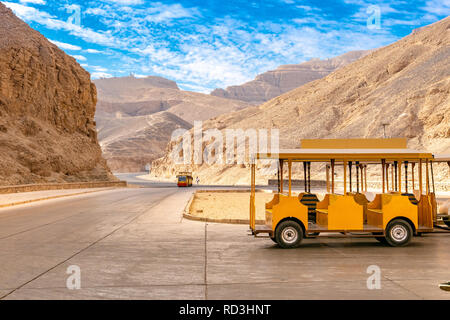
[211,50,369,105]
[0,3,114,185]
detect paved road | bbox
[114,173,177,188]
[0,186,449,299]
[114,172,273,190]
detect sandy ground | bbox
[189,192,274,221]
[0,188,113,207]
[188,190,450,221]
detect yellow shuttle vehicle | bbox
[249,138,449,248]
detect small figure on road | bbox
[196,176,200,185]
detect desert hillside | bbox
[211,50,369,105]
[151,16,450,185]
[94,76,251,172]
[96,111,191,172]
[0,3,115,186]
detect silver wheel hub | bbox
[391,225,408,242]
[282,227,298,244]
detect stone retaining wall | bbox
[0,181,127,194]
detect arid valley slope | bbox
[95,50,368,172]
[151,16,450,185]
[94,76,251,172]
[0,3,114,186]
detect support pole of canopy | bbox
[386,163,390,192]
[280,159,284,194]
[277,161,280,193]
[326,165,330,193]
[404,161,408,194]
[391,164,394,192]
[303,161,307,193]
[419,159,423,196]
[356,161,360,193]
[430,161,435,194]
[349,161,353,193]
[308,162,311,193]
[344,160,347,195]
[288,159,292,197]
[394,161,397,191]
[331,159,335,194]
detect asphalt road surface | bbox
[0,185,449,299]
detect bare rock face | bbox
[0,3,115,185]
[94,76,250,172]
[96,111,192,172]
[211,50,370,105]
[152,17,450,185]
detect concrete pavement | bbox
[0,187,114,208]
[0,186,449,299]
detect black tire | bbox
[275,220,303,249]
[385,219,413,247]
[270,236,277,243]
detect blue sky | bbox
[3,0,449,93]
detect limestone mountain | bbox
[151,17,450,185]
[0,3,114,185]
[211,50,370,105]
[94,76,251,172]
[96,111,192,173]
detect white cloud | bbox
[85,48,103,54]
[71,55,87,61]
[296,5,313,11]
[19,0,45,4]
[146,3,200,23]
[421,0,450,15]
[85,7,109,16]
[49,39,82,51]
[92,66,108,72]
[91,72,113,79]
[104,0,143,5]
[4,2,121,48]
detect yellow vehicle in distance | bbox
[249,138,450,248]
[177,172,193,187]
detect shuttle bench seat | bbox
[402,193,419,205]
[299,193,320,223]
